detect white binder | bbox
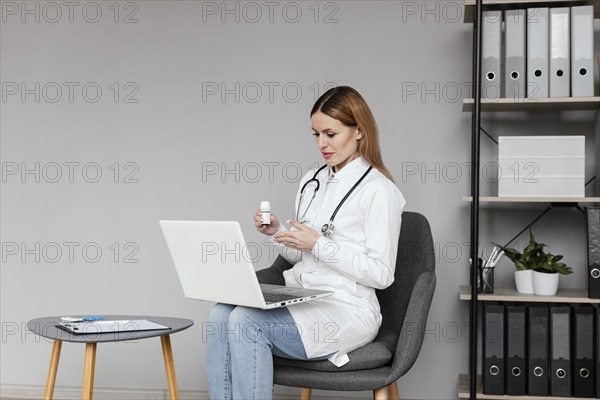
[571,6,594,97]
[527,8,549,98]
[504,10,526,100]
[549,8,570,97]
[482,11,502,99]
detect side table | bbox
[27,315,194,400]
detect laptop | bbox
[159,220,333,309]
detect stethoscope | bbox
[296,164,373,238]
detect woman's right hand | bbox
[254,209,281,236]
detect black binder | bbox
[572,305,595,398]
[483,303,505,395]
[587,207,600,299]
[595,110,600,197]
[596,305,600,399]
[506,304,526,395]
[550,305,571,397]
[528,304,549,396]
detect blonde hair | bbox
[311,86,393,181]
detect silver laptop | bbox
[159,220,333,309]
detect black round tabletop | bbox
[27,315,194,343]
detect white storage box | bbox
[498,136,585,197]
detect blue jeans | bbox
[205,303,320,400]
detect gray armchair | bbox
[256,211,436,400]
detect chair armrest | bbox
[386,270,436,384]
[255,255,293,286]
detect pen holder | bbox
[470,259,495,294]
[478,266,494,294]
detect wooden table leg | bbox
[43,340,62,400]
[82,343,97,400]
[160,335,179,399]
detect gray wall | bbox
[1,1,598,398]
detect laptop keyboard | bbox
[262,292,299,304]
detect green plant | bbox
[494,229,573,275]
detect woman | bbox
[206,86,406,400]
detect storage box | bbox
[498,136,585,197]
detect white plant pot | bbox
[514,270,534,294]
[532,271,559,296]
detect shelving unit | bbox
[462,0,600,399]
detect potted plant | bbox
[494,229,573,295]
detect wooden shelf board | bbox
[462,97,600,112]
[464,0,600,23]
[458,374,595,399]
[460,285,600,303]
[462,196,600,203]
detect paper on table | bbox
[57,319,171,334]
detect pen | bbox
[492,250,504,267]
[488,247,498,265]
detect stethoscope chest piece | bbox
[321,222,334,238]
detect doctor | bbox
[206,86,406,400]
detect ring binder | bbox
[549,8,571,97]
[482,11,502,99]
[587,207,600,299]
[570,6,594,97]
[504,10,526,100]
[506,304,526,395]
[572,305,594,397]
[596,305,600,398]
[528,305,549,396]
[483,303,505,395]
[527,8,549,98]
[550,305,571,397]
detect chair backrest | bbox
[376,211,436,334]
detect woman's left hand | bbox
[274,220,320,251]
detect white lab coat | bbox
[266,157,406,366]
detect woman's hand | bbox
[254,209,280,236]
[274,220,320,251]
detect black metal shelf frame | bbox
[468,0,483,398]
